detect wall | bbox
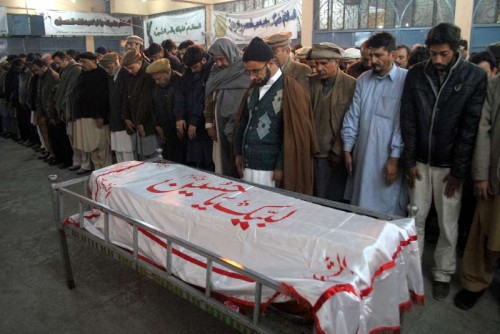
[0,0,105,14]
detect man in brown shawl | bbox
[234,37,318,195]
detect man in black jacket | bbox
[400,23,487,301]
[146,58,185,163]
[72,52,110,171]
[174,45,214,171]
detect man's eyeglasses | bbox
[245,63,267,75]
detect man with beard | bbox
[146,58,185,163]
[309,43,356,201]
[99,52,135,162]
[400,23,487,300]
[122,49,157,160]
[174,45,214,171]
[233,37,318,194]
[347,41,372,78]
[341,32,408,215]
[395,45,411,69]
[72,52,110,171]
[204,37,250,177]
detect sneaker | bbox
[454,289,485,310]
[433,281,450,301]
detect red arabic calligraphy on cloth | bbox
[146,174,298,230]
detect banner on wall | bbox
[0,7,8,35]
[42,10,133,36]
[143,9,205,48]
[213,0,300,44]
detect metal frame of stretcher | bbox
[48,159,418,334]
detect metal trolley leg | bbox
[49,175,76,289]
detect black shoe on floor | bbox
[38,152,50,160]
[23,140,34,147]
[68,165,81,171]
[433,281,450,301]
[47,159,58,166]
[454,288,485,310]
[76,168,92,175]
[58,163,72,169]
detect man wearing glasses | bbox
[233,37,318,195]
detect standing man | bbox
[72,52,111,171]
[32,58,59,165]
[341,32,407,215]
[395,45,411,69]
[205,37,250,177]
[400,23,487,300]
[455,75,500,310]
[146,58,185,163]
[340,48,361,73]
[99,52,135,162]
[347,41,372,78]
[234,37,318,194]
[263,31,311,93]
[125,35,149,62]
[174,45,214,171]
[122,49,157,160]
[53,51,82,171]
[309,43,356,201]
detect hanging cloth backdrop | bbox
[143,9,205,48]
[213,0,300,44]
[41,10,132,36]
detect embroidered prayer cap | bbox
[242,37,274,63]
[486,42,500,63]
[342,48,361,60]
[310,43,344,60]
[263,31,292,49]
[99,52,118,67]
[121,49,142,67]
[146,58,171,74]
[79,51,97,61]
[295,47,311,60]
[126,35,144,46]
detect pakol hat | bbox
[146,58,171,74]
[342,48,361,60]
[126,35,144,46]
[263,31,292,49]
[242,37,274,62]
[121,49,142,67]
[295,47,311,60]
[310,43,344,59]
[99,52,118,67]
[79,51,97,61]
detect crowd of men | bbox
[0,22,498,310]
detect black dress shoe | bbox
[454,289,485,310]
[68,165,81,171]
[38,152,50,160]
[76,168,92,175]
[433,281,450,301]
[47,158,58,165]
[58,163,72,169]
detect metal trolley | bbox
[48,153,418,334]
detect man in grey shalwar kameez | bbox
[204,38,250,177]
[341,32,408,215]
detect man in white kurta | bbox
[341,32,408,216]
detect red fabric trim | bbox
[410,290,425,306]
[399,300,412,313]
[369,325,401,334]
[136,226,254,283]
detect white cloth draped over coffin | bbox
[68,161,424,334]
